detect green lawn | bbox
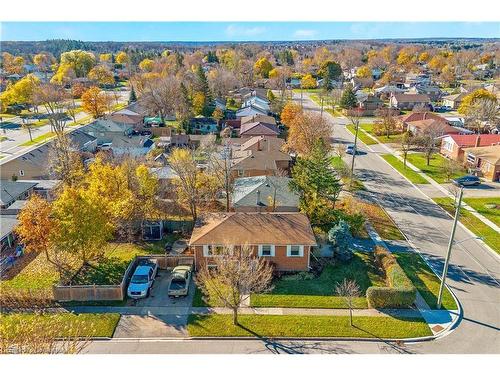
[433,197,500,254]
[251,252,385,309]
[381,154,429,184]
[20,131,56,146]
[346,124,377,145]
[0,136,7,142]
[0,313,120,338]
[0,242,167,298]
[0,113,16,118]
[187,314,432,338]
[463,198,500,227]
[360,123,405,144]
[394,252,457,310]
[406,153,466,184]
[330,156,366,191]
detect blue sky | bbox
[1,22,499,42]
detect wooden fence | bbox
[52,255,194,302]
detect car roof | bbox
[172,265,191,273]
[134,266,152,275]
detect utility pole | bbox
[437,185,464,309]
[348,111,361,189]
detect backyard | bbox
[406,153,466,184]
[0,241,168,299]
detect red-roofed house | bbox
[397,111,447,131]
[239,121,280,139]
[440,134,500,162]
[406,119,461,137]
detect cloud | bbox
[293,29,318,38]
[225,24,266,37]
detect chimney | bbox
[256,190,261,206]
[257,137,263,151]
[475,134,481,148]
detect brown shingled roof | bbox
[189,212,317,246]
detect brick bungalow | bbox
[463,145,500,182]
[389,93,431,110]
[239,121,280,139]
[189,212,317,271]
[440,134,500,162]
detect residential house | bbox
[111,136,155,157]
[0,180,37,209]
[232,176,299,212]
[463,145,500,182]
[241,114,276,126]
[243,95,270,113]
[0,131,97,180]
[236,105,268,118]
[214,98,226,111]
[442,93,468,109]
[374,85,405,98]
[1,215,18,250]
[357,95,383,116]
[81,119,134,145]
[230,136,291,178]
[372,68,383,80]
[390,93,431,110]
[408,85,442,102]
[108,108,143,128]
[239,121,280,139]
[404,73,431,88]
[406,119,462,137]
[441,134,500,162]
[189,212,316,271]
[398,112,448,129]
[17,179,61,201]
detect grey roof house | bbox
[232,176,299,212]
[0,180,37,209]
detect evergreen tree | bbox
[194,65,212,116]
[340,85,358,109]
[128,86,137,103]
[328,220,353,261]
[319,61,342,90]
[290,139,342,227]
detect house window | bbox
[237,170,244,177]
[203,245,226,257]
[19,170,25,177]
[258,245,275,257]
[287,245,304,257]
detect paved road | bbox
[0,90,129,164]
[85,94,500,354]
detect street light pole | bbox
[437,185,464,309]
[349,116,360,190]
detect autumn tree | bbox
[50,63,76,85]
[300,74,317,89]
[88,65,115,86]
[139,58,155,72]
[280,102,302,127]
[285,111,331,156]
[138,75,182,121]
[458,89,498,132]
[196,244,273,325]
[441,158,461,182]
[400,131,414,168]
[168,148,201,221]
[51,186,114,268]
[253,57,273,78]
[318,60,342,90]
[374,107,399,138]
[115,51,129,65]
[212,107,224,127]
[81,86,110,118]
[0,74,40,109]
[59,50,96,77]
[356,65,372,79]
[2,52,25,75]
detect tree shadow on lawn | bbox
[71,258,128,285]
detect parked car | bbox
[168,265,192,297]
[346,144,358,155]
[127,259,158,299]
[97,142,112,151]
[452,175,481,187]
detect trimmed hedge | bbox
[366,246,416,308]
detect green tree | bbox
[129,86,137,103]
[328,220,353,261]
[319,61,342,90]
[290,139,342,227]
[59,50,96,77]
[340,86,358,109]
[254,57,273,78]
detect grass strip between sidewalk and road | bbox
[346,124,377,145]
[393,252,457,310]
[0,313,121,338]
[381,154,429,184]
[433,197,500,254]
[187,314,432,338]
[20,131,56,146]
[462,197,500,227]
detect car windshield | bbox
[131,274,149,284]
[170,278,186,289]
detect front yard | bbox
[406,153,466,184]
[433,197,500,254]
[463,197,500,227]
[346,124,377,145]
[0,313,120,338]
[381,154,429,184]
[187,314,432,338]
[359,123,405,144]
[251,252,385,309]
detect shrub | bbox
[366,246,416,308]
[343,212,366,237]
[281,271,315,281]
[328,220,353,261]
